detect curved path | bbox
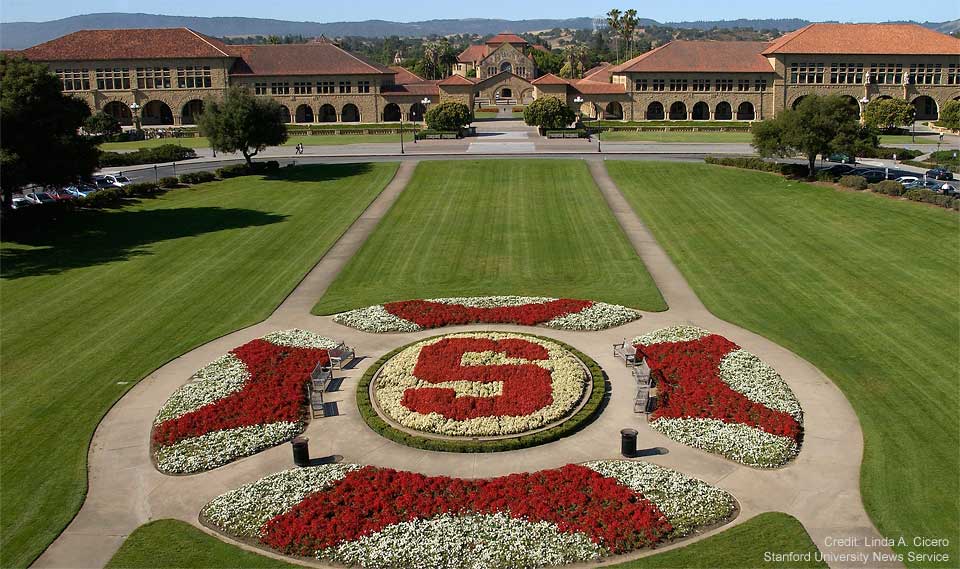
[33,158,901,569]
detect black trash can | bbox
[292,436,310,467]
[620,428,638,457]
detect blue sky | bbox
[1,0,957,23]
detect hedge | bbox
[159,176,179,189]
[859,146,922,160]
[214,161,280,179]
[871,180,904,196]
[356,335,608,453]
[179,171,217,184]
[704,156,809,178]
[98,144,197,167]
[839,175,868,190]
[903,188,959,210]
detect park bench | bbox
[307,362,335,418]
[613,339,637,367]
[327,342,355,370]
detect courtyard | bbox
[2,156,956,569]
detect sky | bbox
[1,0,958,23]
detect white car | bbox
[95,174,131,188]
[895,176,919,185]
[11,196,34,209]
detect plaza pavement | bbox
[35,157,905,569]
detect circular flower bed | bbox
[333,296,641,332]
[633,326,804,468]
[358,333,605,452]
[372,332,589,439]
[201,460,736,568]
[152,329,340,474]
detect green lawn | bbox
[607,161,959,567]
[313,159,666,314]
[99,133,414,151]
[599,130,753,143]
[879,134,939,145]
[0,163,398,568]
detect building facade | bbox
[15,24,960,125]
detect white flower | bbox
[154,354,249,424]
[321,512,603,569]
[333,305,422,333]
[632,325,711,346]
[202,464,360,537]
[155,421,303,474]
[374,332,587,437]
[584,460,734,536]
[543,302,641,331]
[261,329,340,349]
[719,349,803,422]
[650,417,799,468]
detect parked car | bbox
[25,191,57,204]
[95,174,131,188]
[821,164,856,176]
[11,196,34,209]
[61,184,98,198]
[827,153,855,164]
[895,176,920,185]
[938,183,958,196]
[48,188,77,201]
[849,169,886,183]
[905,180,943,191]
[926,168,954,181]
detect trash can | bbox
[292,436,310,467]
[620,428,638,457]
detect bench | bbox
[613,339,637,367]
[327,342,355,370]
[308,362,335,418]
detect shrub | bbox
[873,180,904,196]
[861,146,922,160]
[839,175,868,190]
[523,96,576,130]
[704,156,782,173]
[123,182,161,197]
[98,144,197,167]
[214,161,280,179]
[903,188,957,209]
[779,163,809,178]
[424,101,473,131]
[940,99,960,131]
[159,176,179,189]
[77,187,125,208]
[816,170,837,182]
[179,171,217,184]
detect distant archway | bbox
[141,100,173,126]
[736,102,756,121]
[409,102,426,122]
[519,88,534,104]
[295,104,314,123]
[341,103,360,122]
[646,101,664,120]
[791,95,809,110]
[669,101,687,120]
[912,95,938,120]
[278,105,291,124]
[181,99,204,125]
[839,95,861,118]
[692,101,710,120]
[103,101,132,126]
[605,101,624,120]
[319,104,337,122]
[383,103,402,122]
[715,101,732,120]
[498,87,513,99]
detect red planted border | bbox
[636,334,800,441]
[260,464,672,556]
[384,298,594,328]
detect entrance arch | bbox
[319,104,337,122]
[692,101,710,120]
[605,101,624,120]
[141,100,173,126]
[912,96,938,120]
[791,95,809,110]
[103,101,133,126]
[839,95,861,118]
[410,102,426,122]
[341,103,360,122]
[383,103,402,122]
[646,101,664,120]
[669,101,687,120]
[498,87,513,99]
[278,105,291,124]
[181,99,204,125]
[295,104,314,123]
[519,88,534,104]
[715,102,732,120]
[736,102,755,121]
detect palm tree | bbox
[622,9,639,60]
[606,9,622,63]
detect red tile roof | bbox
[572,80,626,95]
[229,43,394,76]
[612,41,774,74]
[486,33,528,45]
[389,66,424,84]
[381,82,440,96]
[438,74,475,86]
[531,73,569,85]
[762,23,960,55]
[19,28,233,61]
[582,62,613,83]
[457,44,489,63]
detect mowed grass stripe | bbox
[0,163,398,568]
[313,159,666,314]
[607,160,959,566]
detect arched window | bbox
[103,101,133,126]
[383,103,402,122]
[142,100,174,126]
[409,102,426,122]
[181,99,204,125]
[692,102,710,120]
[736,102,755,121]
[912,96,938,120]
[500,61,513,73]
[278,105,291,124]
[295,104,314,123]
[340,103,360,122]
[668,101,687,120]
[715,102,732,120]
[646,102,664,120]
[319,104,337,122]
[605,101,623,120]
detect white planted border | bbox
[332,296,641,333]
[153,329,339,474]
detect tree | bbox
[939,100,960,131]
[863,98,915,131]
[523,96,576,130]
[752,94,864,176]
[622,9,639,60]
[0,55,99,210]
[425,101,472,131]
[606,9,622,63]
[197,87,287,165]
[559,44,588,79]
[531,48,563,76]
[83,111,122,137]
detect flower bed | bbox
[333,296,641,332]
[201,460,735,568]
[633,326,803,467]
[373,332,588,438]
[152,329,339,474]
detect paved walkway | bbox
[33,158,901,569]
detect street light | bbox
[399,108,405,155]
[574,96,600,152]
[129,102,141,131]
[415,97,431,144]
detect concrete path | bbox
[33,157,901,569]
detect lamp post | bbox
[417,97,431,143]
[399,109,405,155]
[129,102,141,131]
[575,95,600,151]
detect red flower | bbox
[153,340,329,446]
[259,464,673,556]
[384,298,594,328]
[636,335,800,440]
